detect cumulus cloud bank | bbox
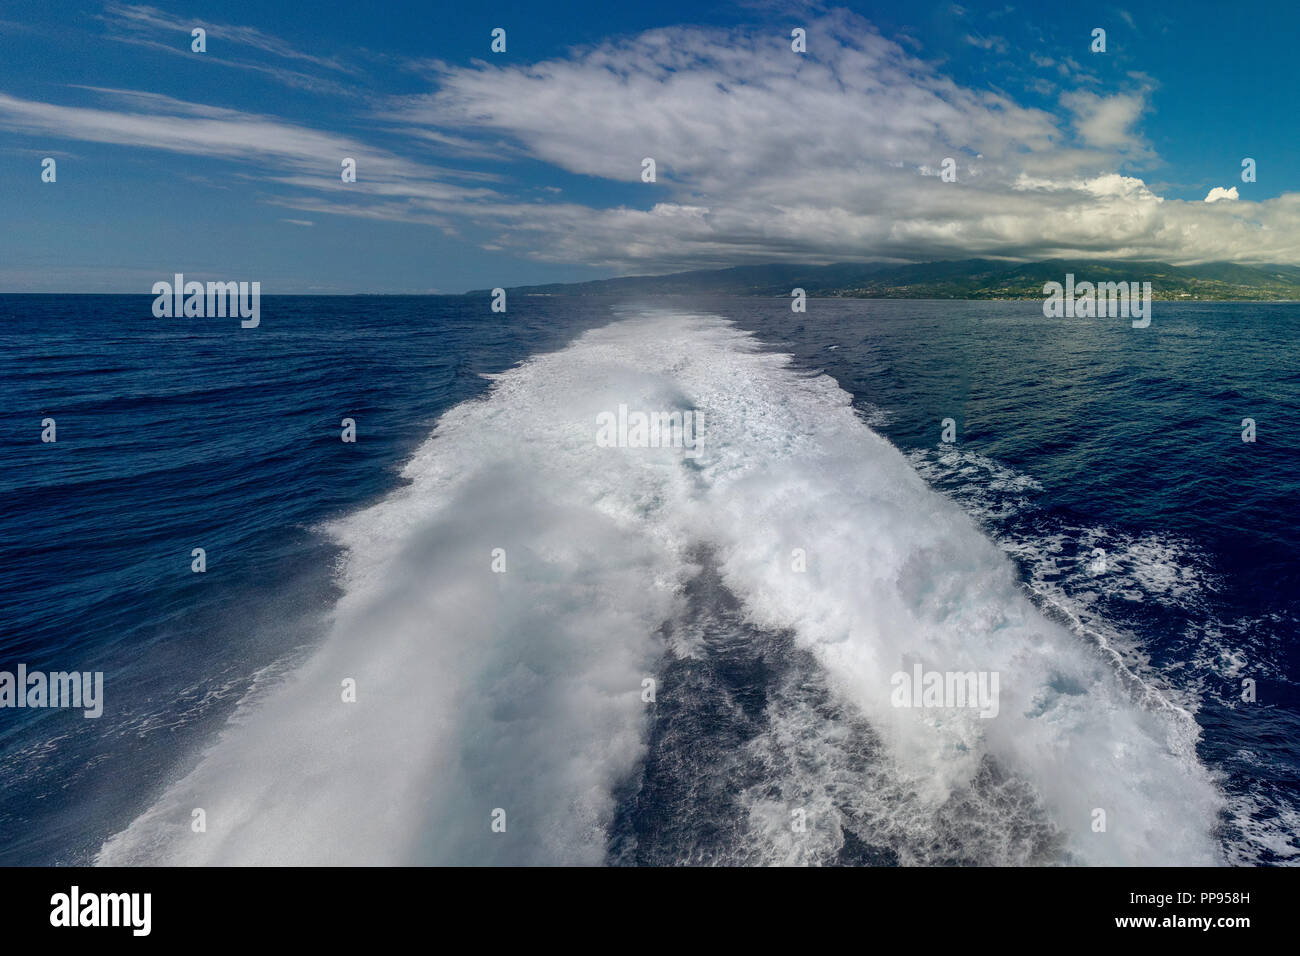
[387,9,1298,268]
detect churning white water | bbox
[98,310,1223,866]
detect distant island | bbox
[474,259,1300,301]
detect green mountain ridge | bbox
[476,259,1300,300]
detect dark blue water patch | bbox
[610,549,1061,867]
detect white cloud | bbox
[102,3,357,74]
[964,33,1008,53]
[99,3,363,96]
[1059,89,1148,149]
[1204,186,1240,203]
[0,88,494,234]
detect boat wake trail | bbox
[98,310,1224,865]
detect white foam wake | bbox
[98,310,1224,865]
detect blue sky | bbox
[2,0,1297,292]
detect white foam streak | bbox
[99,310,1223,865]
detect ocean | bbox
[1,294,1296,865]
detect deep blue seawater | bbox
[1,294,1296,865]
